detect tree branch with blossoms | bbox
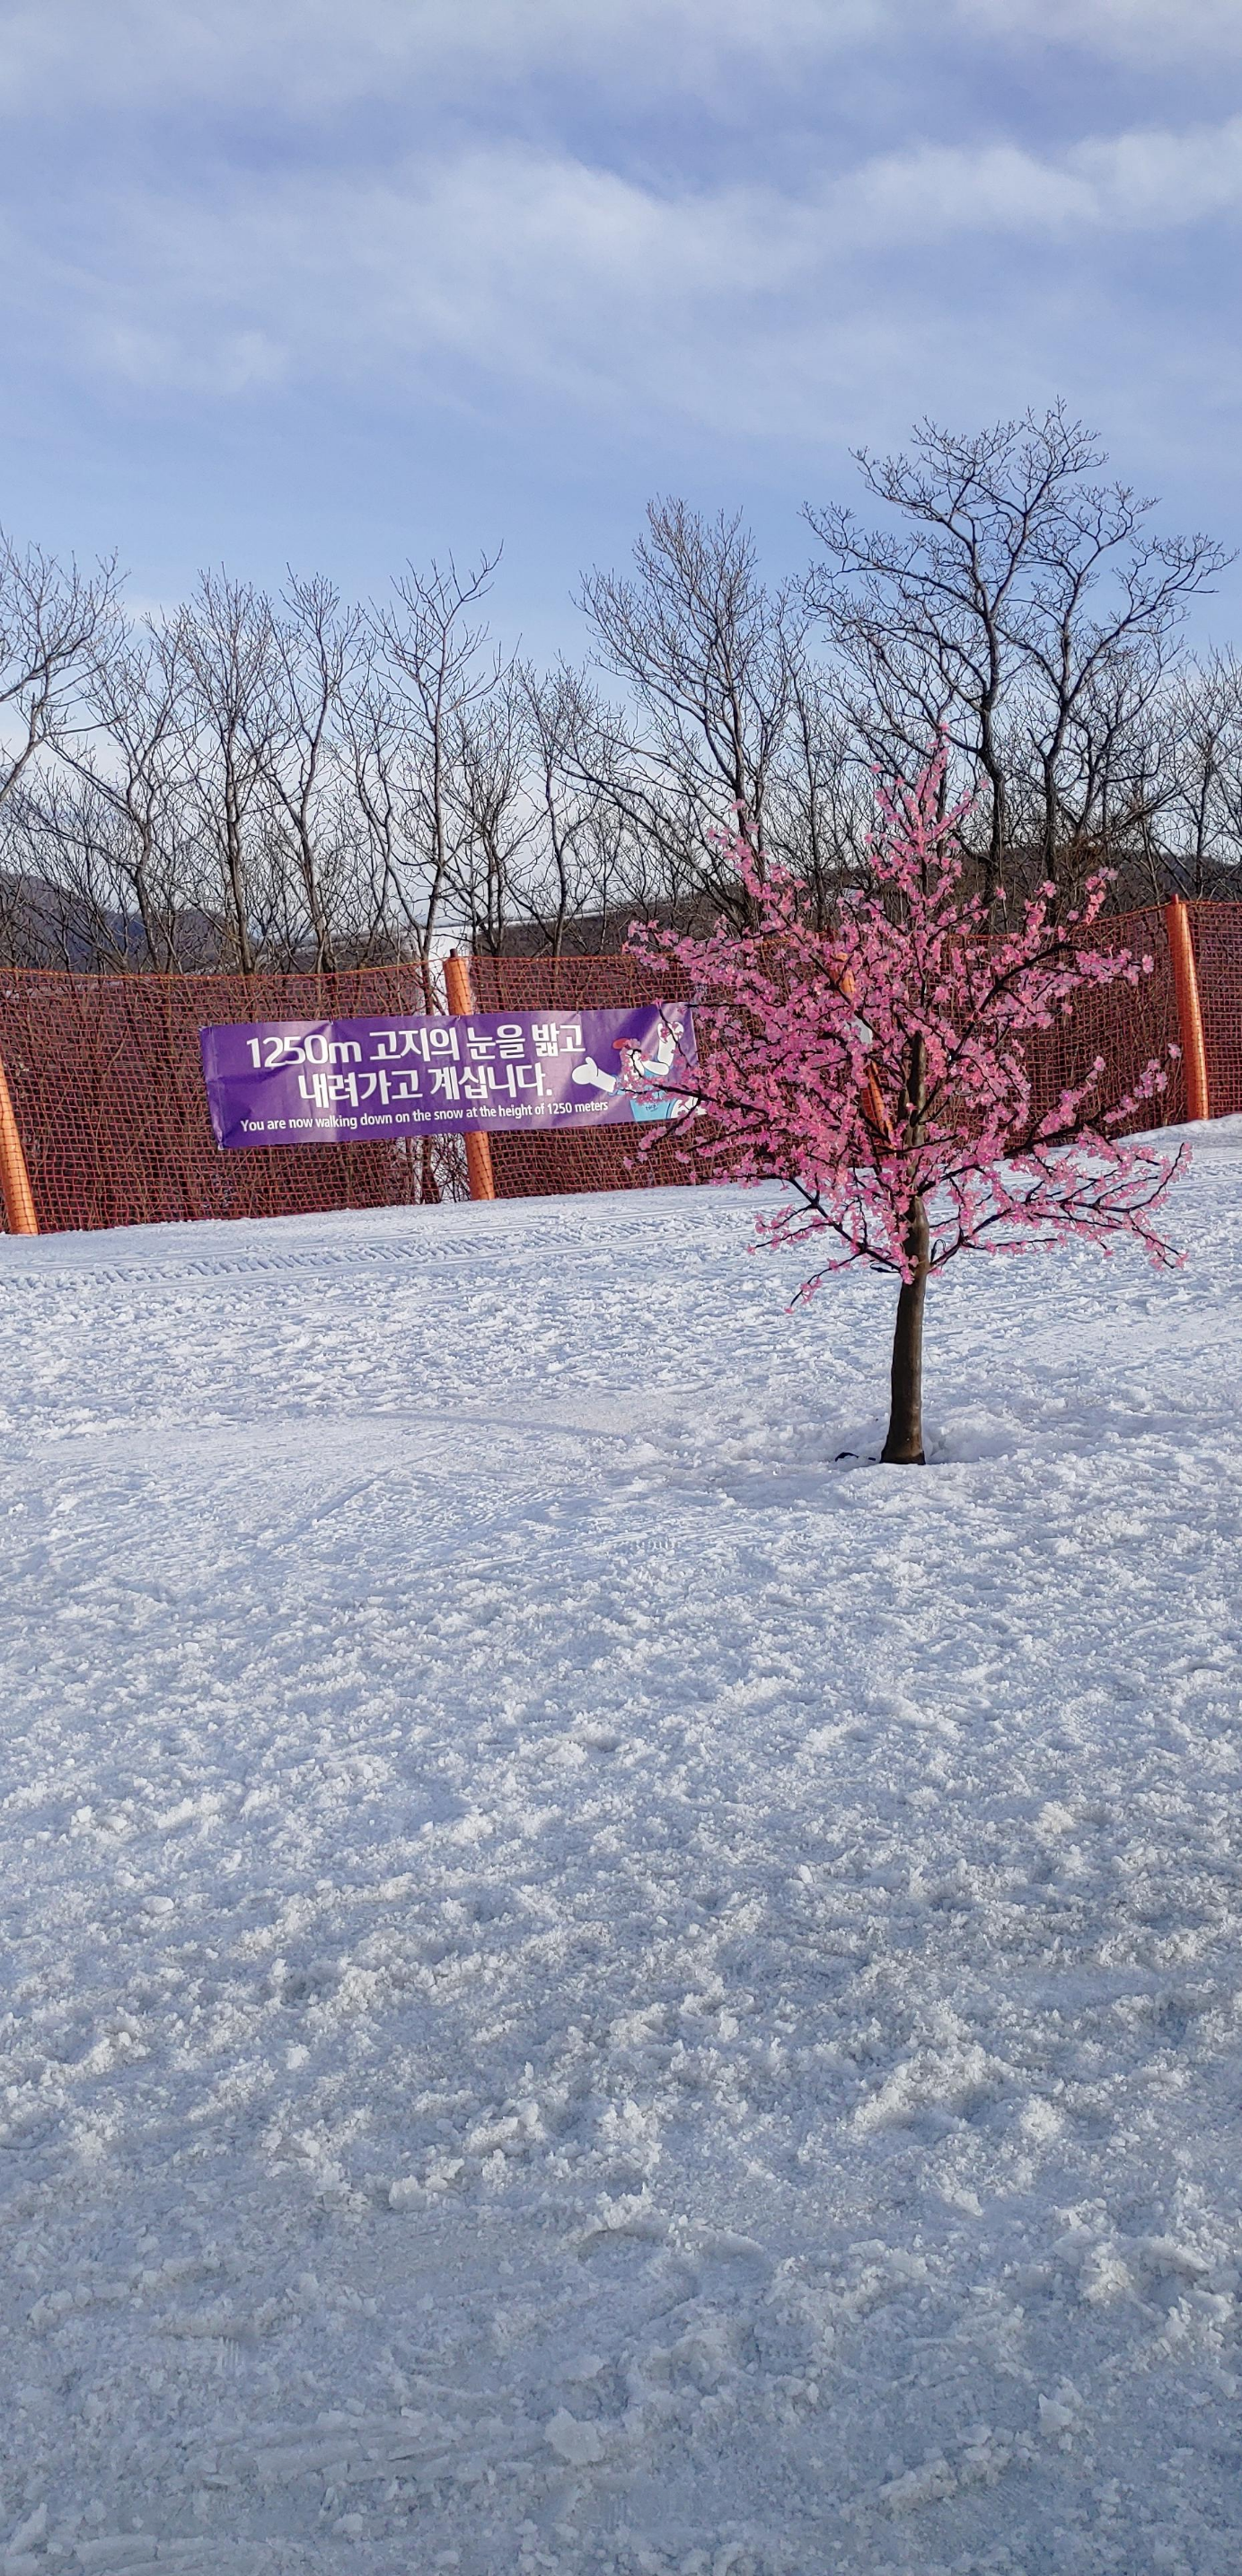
[630,746,1189,1463]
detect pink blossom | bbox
[628,746,1186,1457]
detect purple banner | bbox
[198,1005,699,1149]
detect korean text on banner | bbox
[198,1006,699,1149]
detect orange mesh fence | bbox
[1017,903,1192,1139]
[0,902,1237,1235]
[1186,903,1242,1118]
[473,905,1220,1197]
[0,963,466,1235]
[470,949,709,1200]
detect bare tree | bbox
[1,773,145,969]
[577,501,809,922]
[806,407,1233,907]
[512,664,646,954]
[166,572,281,975]
[368,551,505,979]
[3,425,1241,982]
[0,533,120,810]
[445,669,531,955]
[1155,653,1242,897]
[765,662,872,928]
[68,629,196,968]
[260,574,364,972]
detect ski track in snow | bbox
[1,1139,1241,2573]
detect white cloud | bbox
[100,321,287,398]
[29,109,1234,460]
[71,151,812,422]
[841,144,1093,241]
[0,0,880,119]
[1071,119,1242,224]
[1,0,1236,131]
[837,119,1242,242]
[954,0,1242,66]
[0,0,1238,650]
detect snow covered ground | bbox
[2,1133,1241,2576]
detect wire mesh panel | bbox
[0,904,1224,1235]
[475,908,1197,1194]
[0,963,464,1235]
[470,949,712,1199]
[1186,904,1242,1118]
[1017,904,1189,1137]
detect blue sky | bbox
[2,0,1241,657]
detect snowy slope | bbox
[1,1134,1240,2576]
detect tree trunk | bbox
[881,1195,929,1464]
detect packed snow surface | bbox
[2,1138,1241,2575]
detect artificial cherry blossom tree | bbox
[631,752,1188,1464]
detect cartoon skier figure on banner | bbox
[570,1009,698,1121]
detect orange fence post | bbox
[0,1043,38,1235]
[1164,898,1211,1121]
[442,952,497,1201]
[838,958,891,1140]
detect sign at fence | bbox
[198,1006,699,1149]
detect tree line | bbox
[2,404,1239,977]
